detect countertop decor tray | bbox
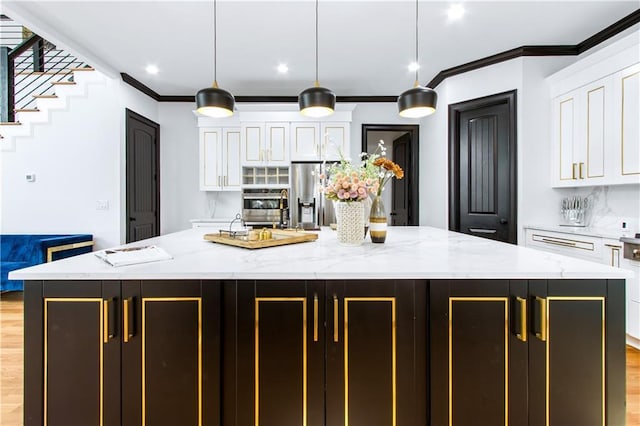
[203,230,318,249]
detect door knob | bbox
[129,217,136,221]
[390,212,397,216]
[499,218,508,224]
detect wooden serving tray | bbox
[203,229,318,249]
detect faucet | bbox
[279,189,289,229]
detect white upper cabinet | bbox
[321,122,350,161]
[199,127,241,191]
[265,122,290,164]
[290,122,350,161]
[549,34,639,188]
[551,77,613,187]
[241,122,290,165]
[615,63,640,183]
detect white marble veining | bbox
[9,227,630,281]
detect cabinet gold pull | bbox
[516,297,527,342]
[224,175,228,186]
[103,300,109,343]
[579,162,584,179]
[333,294,339,343]
[572,163,577,180]
[612,248,620,267]
[313,293,318,342]
[535,296,547,342]
[123,298,131,343]
[541,238,576,247]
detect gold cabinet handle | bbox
[103,300,109,343]
[516,297,527,342]
[572,163,577,180]
[579,162,584,179]
[313,293,319,342]
[333,294,339,343]
[224,175,228,186]
[123,298,131,343]
[535,296,547,342]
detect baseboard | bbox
[627,334,640,350]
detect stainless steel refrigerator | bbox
[290,162,336,230]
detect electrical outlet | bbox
[96,200,109,210]
[26,174,36,182]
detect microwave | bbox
[242,188,289,228]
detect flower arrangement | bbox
[320,140,404,201]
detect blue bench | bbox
[1,234,94,292]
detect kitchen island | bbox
[12,227,629,426]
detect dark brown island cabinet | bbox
[24,278,625,426]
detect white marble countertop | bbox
[523,224,628,240]
[9,227,630,281]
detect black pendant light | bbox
[397,0,437,118]
[196,0,235,118]
[298,0,335,117]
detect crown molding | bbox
[122,8,640,100]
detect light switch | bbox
[96,200,109,210]
[26,174,36,182]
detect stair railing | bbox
[1,24,90,122]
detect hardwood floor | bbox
[1,291,640,425]
[1,291,24,426]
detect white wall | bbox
[1,72,158,249]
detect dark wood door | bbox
[362,124,420,226]
[528,279,624,426]
[234,280,325,426]
[391,134,410,226]
[430,280,528,426]
[32,281,121,426]
[126,109,160,243]
[121,280,221,426]
[449,91,517,244]
[326,280,426,426]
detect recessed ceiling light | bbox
[145,64,159,75]
[408,62,420,72]
[277,63,289,74]
[447,4,465,21]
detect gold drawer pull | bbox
[333,294,339,343]
[516,297,527,342]
[313,293,319,342]
[535,296,547,342]
[103,300,110,343]
[541,238,576,247]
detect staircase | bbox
[0,15,102,151]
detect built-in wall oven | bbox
[242,188,289,228]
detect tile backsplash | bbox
[204,191,242,219]
[561,185,640,234]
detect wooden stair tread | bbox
[0,122,22,126]
[71,67,95,72]
[32,94,58,99]
[15,109,39,113]
[51,81,76,86]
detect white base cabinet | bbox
[199,127,241,191]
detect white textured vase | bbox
[335,201,365,246]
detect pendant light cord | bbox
[315,0,319,84]
[414,0,419,84]
[213,0,218,85]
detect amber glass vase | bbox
[369,195,387,243]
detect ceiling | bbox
[3,1,639,98]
